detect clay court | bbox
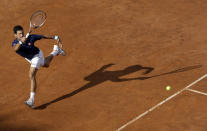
[1,0,207,130]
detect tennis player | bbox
[12,25,65,108]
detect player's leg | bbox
[24,67,38,108]
[29,67,38,97]
[42,45,65,68]
[24,54,41,108]
[43,54,54,67]
[29,67,38,92]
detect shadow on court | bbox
[34,64,202,110]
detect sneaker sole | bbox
[24,101,35,109]
[59,49,66,56]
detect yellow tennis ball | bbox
[166,86,171,91]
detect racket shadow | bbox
[34,64,202,110]
[136,65,202,80]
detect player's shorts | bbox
[25,50,45,69]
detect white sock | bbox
[50,45,59,56]
[29,92,35,101]
[50,51,58,56]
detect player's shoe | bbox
[58,48,66,56]
[53,45,66,56]
[24,100,34,109]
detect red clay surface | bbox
[1,0,207,130]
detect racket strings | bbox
[30,11,46,27]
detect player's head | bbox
[13,25,24,39]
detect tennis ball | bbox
[166,86,171,91]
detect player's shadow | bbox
[34,64,202,110]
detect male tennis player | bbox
[12,25,65,108]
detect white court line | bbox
[186,88,207,96]
[117,74,207,131]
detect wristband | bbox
[54,36,59,40]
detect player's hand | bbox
[20,37,26,43]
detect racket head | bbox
[30,10,47,29]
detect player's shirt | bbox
[12,34,43,60]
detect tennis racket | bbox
[26,10,47,38]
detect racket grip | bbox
[26,33,30,38]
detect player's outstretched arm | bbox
[42,35,63,48]
[42,35,54,39]
[42,35,59,40]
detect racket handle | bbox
[26,33,30,38]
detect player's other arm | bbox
[42,35,63,48]
[12,37,26,51]
[13,43,33,51]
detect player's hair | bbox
[13,25,23,34]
